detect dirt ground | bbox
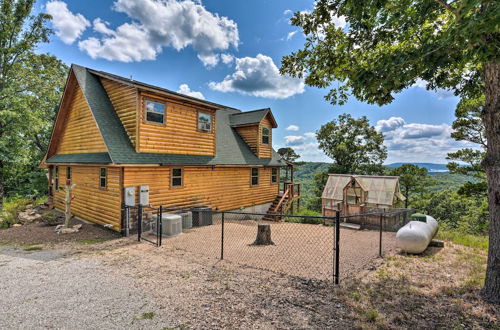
[0,237,498,329]
[0,218,120,244]
[159,220,396,280]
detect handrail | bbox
[273,187,290,213]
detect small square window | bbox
[262,127,270,144]
[198,112,212,132]
[271,168,278,184]
[172,168,183,187]
[100,168,107,189]
[251,168,259,186]
[145,100,165,124]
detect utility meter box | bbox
[124,187,135,206]
[139,185,149,206]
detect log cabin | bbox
[41,64,299,233]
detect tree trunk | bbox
[0,159,4,211]
[481,61,500,304]
[252,224,275,245]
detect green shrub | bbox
[41,211,61,226]
[283,209,323,224]
[0,197,31,228]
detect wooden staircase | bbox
[263,193,289,221]
[262,182,300,221]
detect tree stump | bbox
[252,224,275,245]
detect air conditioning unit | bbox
[199,122,211,132]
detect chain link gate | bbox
[122,204,163,247]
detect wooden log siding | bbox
[56,85,107,154]
[138,92,216,155]
[235,125,259,155]
[259,116,273,158]
[101,78,137,147]
[53,166,122,231]
[123,166,280,210]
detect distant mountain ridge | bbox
[386,163,449,173]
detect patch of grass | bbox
[365,310,378,322]
[34,196,48,206]
[23,246,42,251]
[77,238,113,245]
[283,209,324,224]
[0,241,11,246]
[435,230,488,250]
[133,312,155,322]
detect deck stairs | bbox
[262,192,291,221]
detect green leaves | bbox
[316,113,387,174]
[280,0,499,105]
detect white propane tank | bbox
[396,215,439,254]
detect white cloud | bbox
[79,23,156,62]
[286,125,300,131]
[379,118,475,163]
[209,54,305,99]
[413,79,456,99]
[220,53,234,65]
[93,18,115,35]
[376,117,406,132]
[286,30,298,41]
[304,132,316,139]
[176,84,204,99]
[283,9,293,15]
[79,0,239,66]
[284,135,306,146]
[46,1,90,44]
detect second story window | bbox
[145,99,166,124]
[262,127,270,144]
[251,168,259,186]
[198,112,212,132]
[271,168,278,184]
[66,166,71,181]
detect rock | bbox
[54,224,64,232]
[12,224,22,227]
[73,224,82,230]
[60,228,79,234]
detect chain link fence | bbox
[127,205,415,282]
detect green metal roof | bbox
[48,65,285,167]
[229,108,277,127]
[46,153,112,164]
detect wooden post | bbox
[64,179,76,228]
[252,224,274,245]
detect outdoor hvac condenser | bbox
[160,214,182,237]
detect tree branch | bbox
[434,0,461,20]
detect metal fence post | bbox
[379,210,384,258]
[221,212,225,260]
[137,204,142,242]
[335,210,340,285]
[158,205,163,247]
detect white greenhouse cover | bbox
[321,174,406,206]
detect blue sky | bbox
[36,0,473,164]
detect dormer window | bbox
[145,99,165,124]
[262,127,270,144]
[198,111,212,132]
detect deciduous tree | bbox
[0,0,67,207]
[281,0,500,303]
[390,164,429,208]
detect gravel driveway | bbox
[0,239,355,329]
[0,244,170,329]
